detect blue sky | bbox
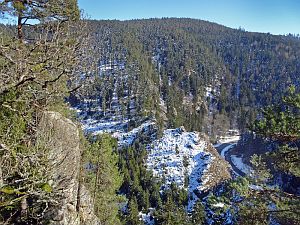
[78,0,300,35]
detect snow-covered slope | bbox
[146,127,209,187]
[146,127,231,211]
[113,121,156,147]
[81,116,156,147]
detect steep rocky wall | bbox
[37,111,99,225]
[199,133,232,189]
[200,134,231,183]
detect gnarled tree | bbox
[0,0,91,223]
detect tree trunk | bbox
[18,14,23,41]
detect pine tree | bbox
[127,196,141,225]
[248,86,300,224]
[211,87,300,225]
[0,0,80,40]
[220,87,300,224]
[191,201,206,225]
[251,86,300,176]
[83,134,123,225]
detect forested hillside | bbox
[72,18,300,138]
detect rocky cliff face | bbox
[198,133,231,190]
[37,111,99,225]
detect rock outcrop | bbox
[198,133,231,189]
[37,111,99,225]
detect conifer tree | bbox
[127,196,141,225]
[252,86,300,176]
[0,0,80,40]
[84,134,123,225]
[220,87,300,224]
[191,201,206,225]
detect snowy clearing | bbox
[146,127,214,211]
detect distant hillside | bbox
[71,18,300,138]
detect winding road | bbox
[215,143,246,176]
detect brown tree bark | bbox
[18,13,23,41]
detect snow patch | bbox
[113,121,156,147]
[217,135,240,145]
[139,209,155,225]
[212,202,225,208]
[82,117,155,147]
[249,184,263,191]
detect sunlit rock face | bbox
[38,111,99,225]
